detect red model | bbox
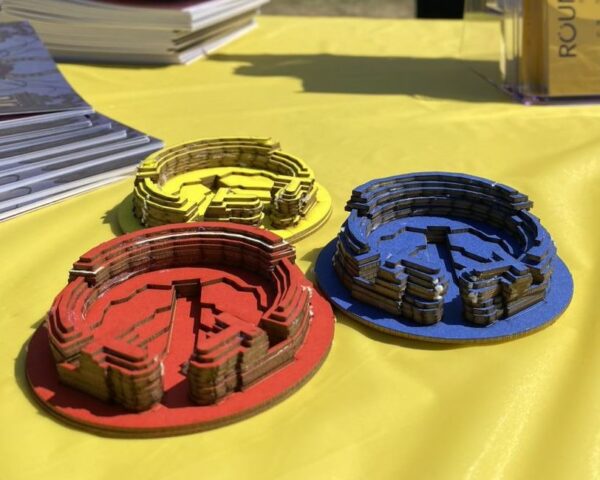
[27,223,334,436]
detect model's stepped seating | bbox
[132,137,318,229]
[47,223,313,412]
[334,173,555,326]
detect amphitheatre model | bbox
[315,172,573,343]
[118,137,332,242]
[27,223,335,436]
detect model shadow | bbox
[14,317,84,433]
[22,322,206,424]
[301,247,322,283]
[211,53,506,102]
[101,193,131,236]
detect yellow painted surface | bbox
[0,16,599,480]
[126,137,332,241]
[118,181,332,241]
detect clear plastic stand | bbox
[462,0,600,104]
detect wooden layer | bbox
[28,222,335,435]
[119,138,332,242]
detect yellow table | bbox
[1,16,598,480]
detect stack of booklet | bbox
[0,22,163,221]
[0,0,269,64]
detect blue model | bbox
[315,172,574,343]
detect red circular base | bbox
[26,222,335,437]
[26,276,334,437]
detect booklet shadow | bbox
[211,53,506,103]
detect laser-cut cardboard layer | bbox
[315,172,573,343]
[28,223,335,435]
[117,138,332,242]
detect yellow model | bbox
[118,137,332,242]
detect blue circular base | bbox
[315,240,574,344]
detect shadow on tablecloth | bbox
[212,53,505,103]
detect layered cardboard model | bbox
[118,138,332,242]
[315,172,573,343]
[27,222,335,436]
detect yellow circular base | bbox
[118,182,332,243]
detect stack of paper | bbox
[0,22,163,221]
[0,0,269,64]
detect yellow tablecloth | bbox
[1,16,598,480]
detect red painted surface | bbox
[27,223,335,435]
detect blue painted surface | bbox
[316,239,573,343]
[317,172,574,343]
